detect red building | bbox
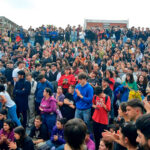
[84,19,129,29]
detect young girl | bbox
[0,120,15,150]
[9,126,34,150]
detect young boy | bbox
[40,118,67,150]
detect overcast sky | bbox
[0,0,150,29]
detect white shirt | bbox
[12,67,21,78]
[0,91,15,108]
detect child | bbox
[40,118,67,150]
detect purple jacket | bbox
[51,125,65,145]
[40,96,57,114]
[0,129,15,142]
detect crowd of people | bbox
[0,24,150,150]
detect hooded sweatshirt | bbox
[39,96,57,114]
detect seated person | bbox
[29,116,49,148]
[40,118,67,150]
[62,85,75,121]
[85,131,95,150]
[0,109,7,129]
[0,119,15,150]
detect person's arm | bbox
[42,100,57,113]
[0,95,7,105]
[68,75,76,85]
[14,81,31,95]
[78,87,94,104]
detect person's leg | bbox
[45,114,57,134]
[93,121,101,150]
[22,110,27,128]
[99,124,107,139]
[28,96,35,126]
[75,109,82,120]
[35,101,41,115]
[56,144,65,150]
[8,105,21,126]
[82,109,91,132]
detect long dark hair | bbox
[14,126,27,147]
[126,73,134,83]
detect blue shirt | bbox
[73,82,93,110]
[35,80,53,103]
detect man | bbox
[35,74,53,115]
[13,70,31,128]
[47,63,61,82]
[26,73,37,127]
[29,116,49,148]
[73,72,93,132]
[12,61,24,84]
[32,63,41,81]
[126,99,144,123]
[102,78,114,121]
[136,113,150,150]
[5,61,14,98]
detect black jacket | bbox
[16,136,34,150]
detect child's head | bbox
[56,118,67,129]
[0,109,7,120]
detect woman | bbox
[0,84,21,126]
[58,67,76,95]
[137,75,148,96]
[122,73,138,91]
[99,138,113,150]
[53,86,65,118]
[122,73,139,100]
[92,86,111,150]
[0,120,15,150]
[119,123,138,150]
[8,126,34,150]
[39,88,57,134]
[105,70,115,91]
[118,102,129,123]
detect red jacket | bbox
[92,95,111,125]
[58,74,76,89]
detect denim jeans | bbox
[8,105,21,126]
[41,113,57,134]
[75,108,91,132]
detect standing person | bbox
[53,86,65,118]
[12,61,24,85]
[62,85,76,121]
[92,86,111,150]
[9,126,34,150]
[35,74,53,115]
[58,67,76,95]
[5,61,14,98]
[32,64,41,81]
[13,70,31,128]
[39,88,57,134]
[0,84,21,126]
[26,73,37,127]
[73,72,94,132]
